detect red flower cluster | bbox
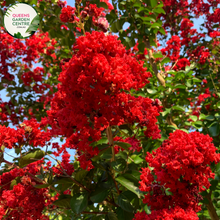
[0,161,50,219]
[60,5,76,23]
[136,130,220,219]
[47,31,161,170]
[0,119,51,149]
[52,152,74,176]
[0,28,25,81]
[21,67,44,86]
[134,206,199,220]
[161,36,181,61]
[0,28,58,125]
[88,4,104,18]
[23,32,57,65]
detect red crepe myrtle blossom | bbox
[89,4,105,18]
[52,152,74,176]
[133,206,199,220]
[0,119,51,149]
[47,31,161,170]
[60,6,76,23]
[161,35,181,61]
[137,130,220,218]
[0,161,52,219]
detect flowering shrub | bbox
[0,0,220,219]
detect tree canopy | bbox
[0,0,220,219]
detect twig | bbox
[143,37,166,87]
[26,171,60,194]
[81,211,108,215]
[46,153,91,192]
[205,191,219,220]
[2,159,60,194]
[106,126,114,162]
[209,73,218,94]
[171,59,179,70]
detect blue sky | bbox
[67,0,74,6]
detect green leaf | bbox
[14,32,24,39]
[130,155,143,164]
[150,0,158,8]
[116,207,134,220]
[192,78,201,83]
[208,122,220,137]
[30,0,38,4]
[119,124,133,136]
[75,170,89,182]
[161,108,171,117]
[134,14,141,19]
[111,22,118,33]
[172,106,185,112]
[147,88,157,94]
[111,159,127,172]
[97,137,109,145]
[90,188,109,203]
[199,114,207,120]
[34,184,50,189]
[116,174,141,198]
[53,177,74,185]
[153,52,163,58]
[174,84,186,89]
[19,150,45,168]
[161,57,171,65]
[10,177,21,190]
[138,42,145,53]
[216,163,220,174]
[210,180,218,191]
[117,192,134,212]
[206,115,215,121]
[153,7,166,14]
[165,188,173,196]
[193,121,203,128]
[126,170,141,180]
[92,147,110,161]
[116,20,122,31]
[189,115,197,122]
[158,27,166,35]
[133,3,141,7]
[99,2,108,9]
[26,14,40,33]
[105,212,118,220]
[144,205,151,214]
[70,192,88,214]
[53,198,71,208]
[114,141,131,150]
[142,16,156,23]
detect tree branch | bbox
[46,154,91,193]
[106,126,114,162]
[82,211,108,215]
[205,191,219,220]
[143,37,166,87]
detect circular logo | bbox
[4,3,39,39]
